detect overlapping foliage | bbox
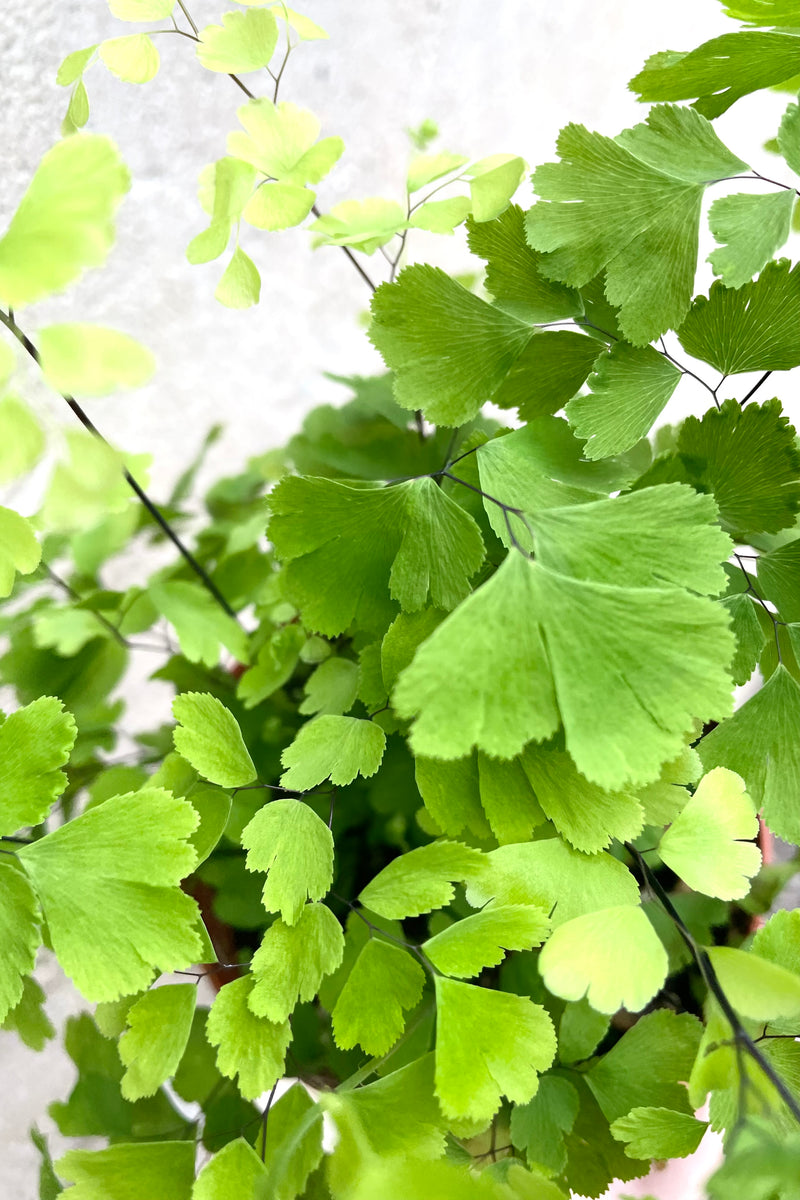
[2,0,800,1197]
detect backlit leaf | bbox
[757,537,800,621]
[707,945,800,1019]
[467,154,526,221]
[56,1143,194,1200]
[1,975,54,1050]
[611,1107,708,1159]
[109,0,176,17]
[206,976,290,1099]
[241,798,334,923]
[99,34,159,83]
[243,182,315,230]
[0,396,44,484]
[0,134,129,307]
[0,507,42,599]
[197,9,278,74]
[214,247,261,309]
[311,198,406,254]
[38,324,155,396]
[332,938,425,1055]
[193,1138,267,1200]
[0,697,76,836]
[149,580,249,668]
[659,767,761,899]
[248,902,343,1020]
[280,715,385,789]
[172,692,256,788]
[228,99,343,185]
[118,984,196,1100]
[18,789,201,1000]
[0,863,40,1023]
[708,190,794,287]
[407,152,468,192]
[422,904,550,978]
[359,840,487,920]
[539,906,669,1013]
[434,977,556,1122]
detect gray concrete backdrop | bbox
[1,1,799,1195]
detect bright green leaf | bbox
[434,977,556,1122]
[18,789,201,1001]
[149,581,249,668]
[65,80,90,130]
[206,975,290,1099]
[332,938,425,1055]
[491,331,602,420]
[119,984,196,1100]
[477,752,546,844]
[779,100,800,175]
[566,342,682,458]
[0,507,41,598]
[466,205,582,323]
[0,696,76,836]
[510,1075,580,1177]
[215,247,261,309]
[280,715,385,789]
[369,264,533,425]
[526,106,746,343]
[708,190,794,287]
[585,1009,702,1120]
[0,395,44,484]
[611,1107,708,1159]
[228,98,343,185]
[539,906,669,1013]
[197,9,278,74]
[0,134,129,307]
[243,182,315,230]
[558,998,611,1064]
[422,904,550,978]
[629,32,800,118]
[109,0,176,17]
[757,536,800,621]
[249,902,343,1020]
[699,664,800,843]
[261,1085,323,1200]
[33,607,103,657]
[38,324,155,396]
[237,624,304,708]
[241,798,334,924]
[678,261,800,374]
[0,862,40,1023]
[637,744,703,825]
[268,5,328,39]
[678,398,800,536]
[311,198,406,253]
[268,475,485,634]
[660,767,760,899]
[99,34,159,83]
[1,975,54,1050]
[193,1137,267,1200]
[707,945,800,1019]
[299,657,359,717]
[467,154,526,221]
[359,840,487,920]
[189,158,257,264]
[40,432,147,533]
[415,753,491,839]
[407,152,468,192]
[57,1143,194,1200]
[408,196,472,234]
[172,692,255,788]
[57,45,98,85]
[723,592,767,686]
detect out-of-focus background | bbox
[1,2,799,1195]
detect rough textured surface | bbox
[0,1,795,1196]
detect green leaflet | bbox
[395,551,734,789]
[193,1138,268,1200]
[0,506,42,597]
[149,581,249,667]
[0,697,76,835]
[629,32,800,118]
[56,1143,195,1200]
[707,946,800,1020]
[118,984,196,1100]
[492,330,602,420]
[18,789,201,1001]
[434,977,556,1122]
[268,475,485,635]
[358,840,487,920]
[332,938,425,1055]
[1,975,54,1050]
[466,205,582,322]
[415,753,491,839]
[757,537,800,621]
[227,99,343,185]
[779,100,800,176]
[678,399,800,536]
[566,342,682,458]
[464,837,640,927]
[477,753,546,844]
[719,0,800,20]
[196,9,278,74]
[678,261,800,374]
[40,432,147,534]
[0,134,129,308]
[659,768,761,900]
[558,999,611,1064]
[311,198,407,253]
[611,1107,708,1160]
[99,34,159,83]
[585,1009,702,1120]
[510,1075,580,1177]
[723,593,767,686]
[467,153,526,221]
[237,624,304,708]
[326,1055,445,1165]
[0,862,40,1023]
[215,247,261,309]
[538,905,669,1014]
[248,902,344,1021]
[189,158,256,265]
[241,798,334,924]
[699,665,800,844]
[518,741,644,853]
[526,105,746,344]
[408,195,472,234]
[280,715,386,788]
[369,264,533,425]
[299,657,359,716]
[172,692,255,788]
[206,976,291,1100]
[421,904,550,978]
[407,152,468,193]
[261,1085,323,1200]
[708,191,794,287]
[0,395,45,484]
